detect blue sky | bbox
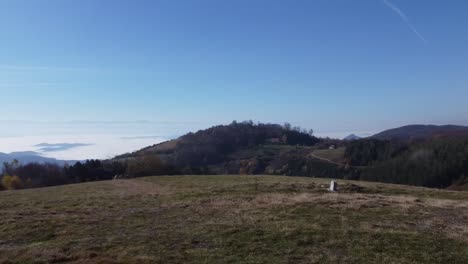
[1,0,468,138]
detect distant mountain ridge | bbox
[0,152,77,166]
[343,134,361,141]
[371,125,468,140]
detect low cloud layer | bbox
[0,135,166,160]
[120,136,162,140]
[35,143,93,152]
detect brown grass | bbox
[1,175,468,263]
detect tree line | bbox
[0,156,175,191]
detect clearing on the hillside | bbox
[310,147,346,164]
[1,175,468,263]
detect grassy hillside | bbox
[1,175,468,263]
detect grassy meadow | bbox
[1,175,468,263]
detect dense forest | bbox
[344,137,468,188]
[344,139,408,166]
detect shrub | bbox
[1,175,24,190]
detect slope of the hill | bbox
[1,175,467,263]
[371,124,468,141]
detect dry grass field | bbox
[1,175,468,263]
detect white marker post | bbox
[329,180,337,192]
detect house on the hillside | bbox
[329,145,336,150]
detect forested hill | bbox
[119,121,318,159]
[114,121,338,176]
[371,124,468,141]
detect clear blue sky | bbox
[1,0,468,134]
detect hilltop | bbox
[1,175,467,263]
[371,124,468,141]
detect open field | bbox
[1,175,468,263]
